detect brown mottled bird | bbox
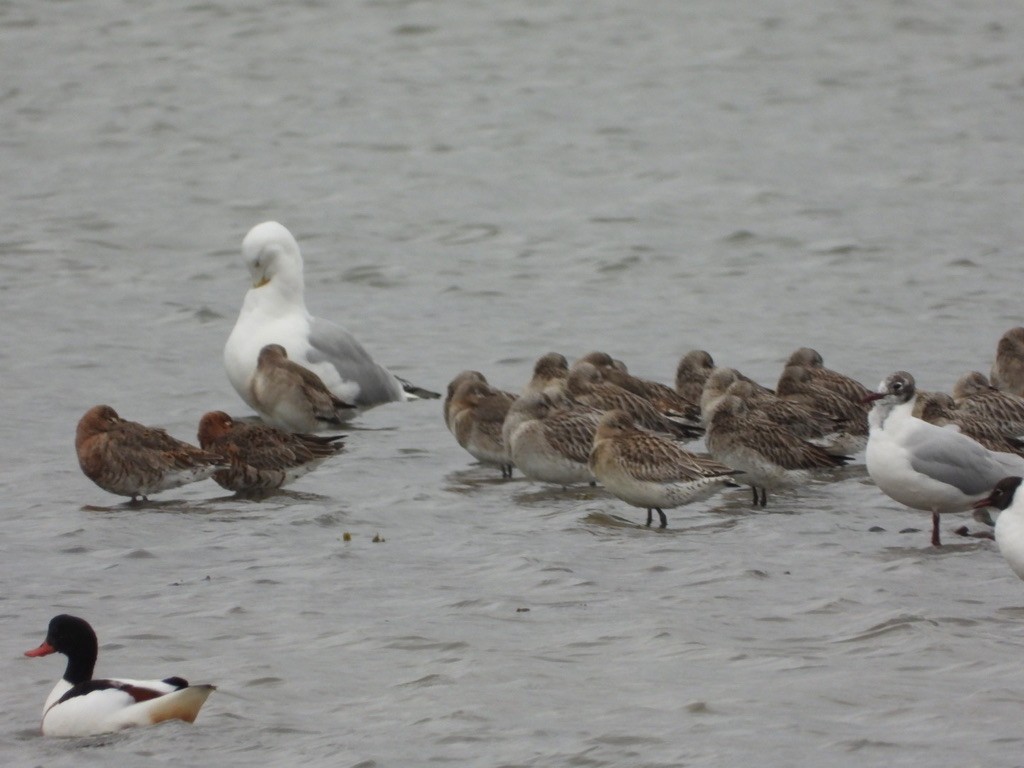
[522,352,570,397]
[913,391,1024,456]
[75,405,225,502]
[991,327,1024,396]
[576,351,701,425]
[952,370,1024,438]
[589,409,738,528]
[775,363,869,453]
[197,411,344,492]
[705,393,850,507]
[444,370,517,433]
[444,370,488,431]
[784,347,870,406]
[504,391,601,486]
[249,344,356,432]
[675,350,716,405]
[447,378,517,478]
[566,362,702,441]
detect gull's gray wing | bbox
[906,422,1024,496]
[307,317,405,406]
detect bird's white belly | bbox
[996,510,1024,580]
[865,434,973,513]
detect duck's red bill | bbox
[24,641,55,657]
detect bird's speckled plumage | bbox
[249,344,356,432]
[991,327,1024,396]
[675,350,716,405]
[589,409,738,527]
[577,351,701,424]
[784,347,871,406]
[197,410,344,492]
[75,405,225,501]
[522,352,570,398]
[776,363,868,453]
[913,391,1024,456]
[952,371,1024,437]
[448,378,517,477]
[566,362,701,441]
[504,392,601,485]
[706,393,849,506]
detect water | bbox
[2,0,1024,765]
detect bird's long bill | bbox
[24,640,56,657]
[972,495,996,511]
[861,392,884,404]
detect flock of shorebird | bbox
[445,327,1024,568]
[46,220,1024,738]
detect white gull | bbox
[863,370,1024,546]
[974,476,1024,580]
[224,221,435,418]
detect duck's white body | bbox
[39,677,215,737]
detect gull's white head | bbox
[241,221,305,293]
[863,370,916,428]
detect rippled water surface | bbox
[3,1,1024,766]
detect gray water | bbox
[3,0,1024,765]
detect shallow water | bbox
[3,0,1024,765]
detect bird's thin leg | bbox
[931,512,942,547]
[645,508,653,527]
[656,508,667,528]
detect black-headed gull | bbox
[863,371,1024,546]
[974,476,1024,579]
